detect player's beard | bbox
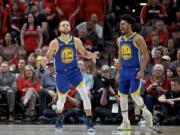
[120,29,127,35]
[62,30,70,35]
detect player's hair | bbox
[121,14,136,28]
[59,19,70,26]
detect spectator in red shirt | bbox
[80,0,107,24]
[41,0,58,42]
[55,0,80,28]
[2,0,27,35]
[146,20,169,46]
[17,65,41,121]
[145,64,171,112]
[140,0,167,25]
[20,13,43,54]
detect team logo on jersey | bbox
[121,44,132,60]
[61,47,74,63]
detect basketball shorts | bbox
[56,68,83,94]
[118,66,141,95]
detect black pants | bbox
[94,107,122,123]
[39,90,52,115]
[0,89,16,114]
[154,102,180,125]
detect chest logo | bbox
[61,48,74,63]
[121,44,132,60]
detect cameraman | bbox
[93,65,121,123]
[154,77,180,125]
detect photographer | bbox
[93,65,121,123]
[145,64,171,113]
[153,77,180,125]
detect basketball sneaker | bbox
[55,113,63,129]
[117,120,131,131]
[86,116,96,132]
[143,110,153,128]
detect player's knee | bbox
[77,86,88,98]
[120,94,128,110]
[57,95,66,110]
[131,94,144,107]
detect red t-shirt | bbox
[145,77,171,98]
[24,28,39,52]
[42,0,55,10]
[80,0,107,22]
[140,5,167,25]
[17,76,41,96]
[2,1,27,33]
[55,0,79,19]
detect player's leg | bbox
[130,79,153,128]
[55,73,70,129]
[117,79,131,131]
[72,71,95,132]
[76,82,95,132]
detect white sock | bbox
[56,94,66,113]
[122,111,129,122]
[120,94,129,122]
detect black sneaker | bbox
[55,113,63,129]
[86,116,95,132]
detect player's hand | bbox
[115,74,119,84]
[93,51,100,59]
[136,70,144,80]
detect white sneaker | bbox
[138,119,145,127]
[143,110,153,128]
[117,120,131,131]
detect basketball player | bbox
[116,14,153,130]
[42,20,99,132]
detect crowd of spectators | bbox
[0,0,180,126]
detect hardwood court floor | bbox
[0,125,179,135]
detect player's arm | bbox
[41,40,58,66]
[135,35,149,72]
[75,37,99,59]
[115,37,121,82]
[116,37,122,72]
[46,40,58,61]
